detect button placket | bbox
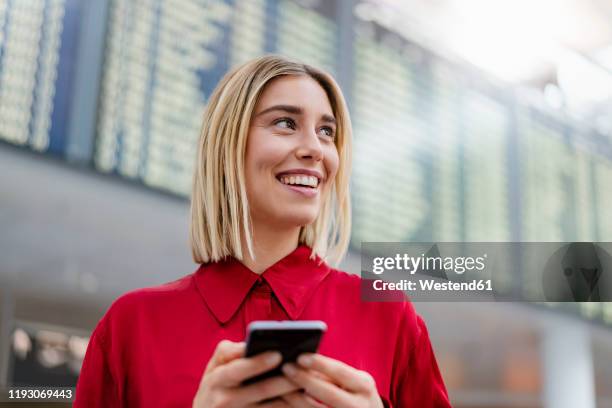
[248,277,273,318]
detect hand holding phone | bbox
[243,320,327,385]
[192,340,300,408]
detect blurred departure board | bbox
[275,0,337,75]
[462,90,511,241]
[229,0,337,73]
[517,110,604,304]
[519,111,584,241]
[351,22,513,244]
[594,156,612,240]
[94,0,338,195]
[572,146,597,240]
[429,61,463,241]
[0,0,78,154]
[94,0,233,195]
[351,24,433,244]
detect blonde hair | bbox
[190,55,352,266]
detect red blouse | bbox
[74,245,451,407]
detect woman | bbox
[74,55,451,407]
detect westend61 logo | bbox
[361,242,612,302]
[542,242,612,302]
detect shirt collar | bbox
[194,245,331,324]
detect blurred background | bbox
[1,0,612,406]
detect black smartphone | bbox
[242,320,327,385]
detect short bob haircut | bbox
[190,55,352,267]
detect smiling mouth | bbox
[275,174,320,189]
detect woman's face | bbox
[245,75,339,229]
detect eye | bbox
[318,126,335,139]
[273,117,296,130]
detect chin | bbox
[278,209,319,228]
[290,213,318,227]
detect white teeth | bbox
[279,174,319,188]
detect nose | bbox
[295,128,323,161]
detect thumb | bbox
[204,340,246,375]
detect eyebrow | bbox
[255,104,336,125]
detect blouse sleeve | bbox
[73,316,122,407]
[390,304,452,408]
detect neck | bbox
[240,220,301,274]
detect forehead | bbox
[255,75,334,115]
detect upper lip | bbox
[276,168,324,182]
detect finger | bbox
[218,341,247,364]
[282,391,327,408]
[282,363,353,407]
[282,391,309,408]
[283,372,334,407]
[213,351,282,386]
[302,393,328,408]
[286,366,333,385]
[205,340,246,375]
[234,375,301,405]
[297,353,375,393]
[285,370,337,396]
[200,340,245,390]
[310,370,335,385]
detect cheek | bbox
[325,146,340,180]
[244,138,267,199]
[246,134,287,173]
